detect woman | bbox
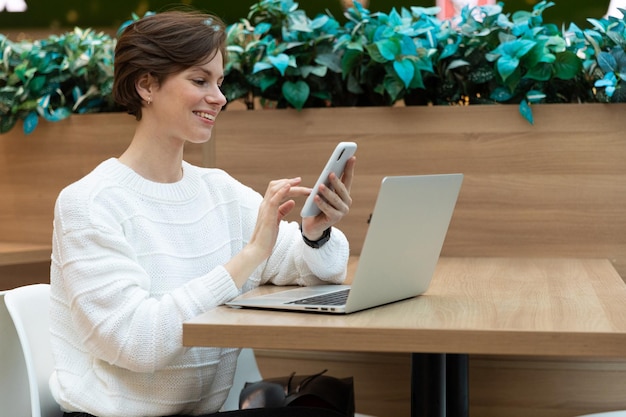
[49,9,355,417]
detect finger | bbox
[323,178,352,210]
[340,156,356,192]
[287,186,313,198]
[278,200,296,221]
[315,188,349,217]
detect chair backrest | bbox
[0,291,32,417]
[4,284,63,417]
[221,348,263,411]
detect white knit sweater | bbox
[49,158,349,417]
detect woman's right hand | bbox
[224,177,310,288]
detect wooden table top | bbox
[183,257,626,357]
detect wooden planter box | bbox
[2,104,626,417]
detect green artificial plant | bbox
[1,0,626,134]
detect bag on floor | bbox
[239,369,355,417]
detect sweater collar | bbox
[98,158,201,202]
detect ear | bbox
[135,73,156,103]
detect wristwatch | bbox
[300,225,331,249]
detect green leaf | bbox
[553,51,582,80]
[0,114,17,134]
[525,62,551,81]
[300,65,327,78]
[315,53,342,73]
[364,43,386,64]
[282,80,310,109]
[383,75,403,103]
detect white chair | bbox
[4,284,373,417]
[222,348,264,411]
[4,284,63,417]
[0,290,32,417]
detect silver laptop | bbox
[227,174,463,314]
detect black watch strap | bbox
[300,225,331,249]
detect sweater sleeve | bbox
[52,190,240,373]
[229,176,351,290]
[263,221,350,287]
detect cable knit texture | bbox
[49,158,349,417]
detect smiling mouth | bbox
[193,111,216,121]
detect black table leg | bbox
[410,353,469,417]
[411,353,445,417]
[446,354,469,417]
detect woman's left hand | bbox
[301,156,356,241]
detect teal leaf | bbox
[282,80,309,109]
[490,87,513,102]
[597,51,617,73]
[393,59,414,88]
[526,90,546,103]
[519,99,534,124]
[400,35,416,56]
[252,62,273,74]
[315,53,342,73]
[23,111,38,135]
[39,106,71,122]
[268,54,290,76]
[440,42,459,60]
[497,55,520,82]
[375,38,400,61]
[595,72,617,88]
[254,22,272,36]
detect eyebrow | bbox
[194,67,224,81]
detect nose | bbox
[207,86,227,107]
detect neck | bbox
[119,132,185,183]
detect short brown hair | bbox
[113,10,227,120]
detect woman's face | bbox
[148,51,227,145]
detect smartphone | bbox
[300,141,357,218]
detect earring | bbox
[147,96,152,105]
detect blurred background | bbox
[0,0,613,33]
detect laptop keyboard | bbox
[288,288,350,306]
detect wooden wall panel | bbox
[255,350,626,417]
[213,103,626,277]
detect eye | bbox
[193,79,207,86]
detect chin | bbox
[186,129,214,144]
